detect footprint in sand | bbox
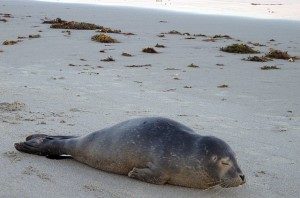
[22,166,51,181]
[3,151,22,163]
[83,183,122,198]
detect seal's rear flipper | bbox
[25,134,76,141]
[15,134,77,158]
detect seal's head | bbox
[201,136,246,188]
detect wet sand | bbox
[36,0,300,20]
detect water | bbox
[35,0,300,20]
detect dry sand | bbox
[0,0,300,197]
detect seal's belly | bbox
[71,135,150,175]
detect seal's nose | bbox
[239,174,245,182]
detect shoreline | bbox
[34,0,300,21]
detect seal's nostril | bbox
[239,174,245,182]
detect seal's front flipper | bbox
[128,163,169,185]
[46,155,73,160]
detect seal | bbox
[14,117,245,189]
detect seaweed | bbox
[220,43,259,54]
[43,18,100,30]
[266,49,293,60]
[125,64,151,68]
[42,18,121,33]
[142,47,158,53]
[1,13,13,18]
[95,28,121,34]
[155,43,165,48]
[125,32,136,36]
[29,34,41,38]
[164,68,180,70]
[101,56,115,62]
[212,34,232,39]
[167,30,182,35]
[193,33,207,37]
[247,41,266,47]
[122,52,132,57]
[243,56,271,62]
[185,37,196,40]
[260,65,280,70]
[2,40,20,45]
[163,89,176,92]
[91,34,118,43]
[187,63,199,68]
[217,84,229,88]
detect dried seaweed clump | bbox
[167,30,182,35]
[187,63,199,68]
[220,43,259,54]
[125,64,151,68]
[243,56,271,62]
[212,34,232,39]
[142,47,158,53]
[0,101,25,111]
[95,28,121,34]
[1,13,13,18]
[260,65,280,70]
[122,52,132,57]
[247,41,266,47]
[266,49,293,60]
[43,18,121,33]
[43,18,101,30]
[0,18,7,22]
[29,34,41,38]
[155,43,165,48]
[217,84,229,88]
[2,40,19,45]
[193,33,207,37]
[185,37,196,40]
[91,34,118,43]
[101,56,115,62]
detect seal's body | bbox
[15,117,245,189]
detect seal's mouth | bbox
[220,174,246,188]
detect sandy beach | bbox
[1,0,300,197]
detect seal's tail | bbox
[14,134,77,159]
